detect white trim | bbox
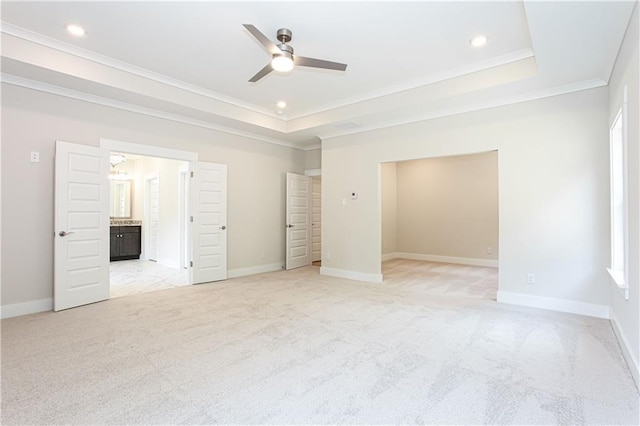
[1,298,53,319]
[228,263,284,279]
[1,22,534,123]
[303,143,322,151]
[304,169,322,177]
[394,252,498,268]
[610,309,640,389]
[320,266,383,284]
[607,268,630,300]
[2,73,303,151]
[0,22,280,118]
[497,291,610,319]
[101,139,198,162]
[321,79,607,141]
[381,252,398,262]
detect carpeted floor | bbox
[2,260,638,424]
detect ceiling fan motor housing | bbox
[276,28,292,43]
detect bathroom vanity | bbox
[110,223,141,261]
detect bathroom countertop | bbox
[110,219,142,226]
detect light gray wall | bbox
[322,87,610,306]
[380,162,397,256]
[305,148,321,171]
[1,84,304,307]
[394,151,498,261]
[609,4,639,379]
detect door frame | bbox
[100,139,198,284]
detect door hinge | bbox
[190,171,194,178]
[190,216,194,223]
[190,261,193,267]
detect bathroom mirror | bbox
[110,180,132,218]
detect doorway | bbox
[53,139,230,311]
[285,172,322,270]
[109,152,189,298]
[311,176,322,265]
[380,151,499,299]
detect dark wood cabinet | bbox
[110,226,141,261]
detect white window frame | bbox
[607,86,629,300]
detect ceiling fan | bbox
[243,24,348,83]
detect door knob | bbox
[287,224,294,228]
[220,226,226,230]
[58,231,74,237]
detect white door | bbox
[286,173,311,270]
[54,141,109,311]
[147,177,159,261]
[311,176,322,262]
[191,162,227,283]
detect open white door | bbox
[311,176,322,262]
[54,141,110,311]
[286,173,311,270]
[191,162,227,284]
[146,177,159,261]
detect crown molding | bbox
[286,48,536,121]
[2,22,541,127]
[1,73,304,151]
[320,79,607,141]
[0,21,281,119]
[303,143,322,151]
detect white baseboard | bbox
[610,310,640,389]
[497,291,610,319]
[381,252,398,262]
[390,252,498,268]
[1,298,53,319]
[320,267,383,284]
[227,263,284,279]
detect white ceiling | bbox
[1,1,636,149]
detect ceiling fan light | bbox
[272,53,294,73]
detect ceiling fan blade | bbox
[294,56,347,71]
[249,63,273,82]
[243,24,281,56]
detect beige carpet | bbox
[2,260,638,424]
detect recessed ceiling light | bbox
[66,24,86,37]
[470,35,488,47]
[276,101,287,109]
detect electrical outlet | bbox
[326,252,332,261]
[30,151,40,163]
[487,247,492,254]
[527,273,536,284]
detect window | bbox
[608,86,628,300]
